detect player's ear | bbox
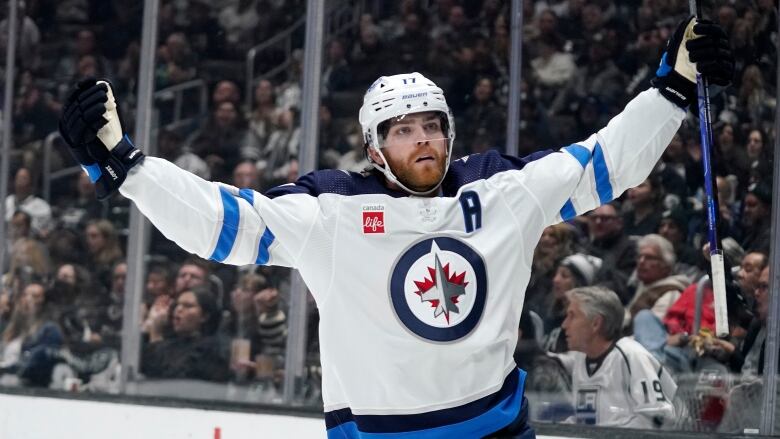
[366,146,385,166]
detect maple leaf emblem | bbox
[412,242,468,324]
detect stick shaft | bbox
[690,0,729,337]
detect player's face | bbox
[372,112,448,193]
[173,291,206,336]
[561,298,594,353]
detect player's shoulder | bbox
[442,149,555,195]
[265,169,406,199]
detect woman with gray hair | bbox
[628,234,690,321]
[555,286,677,428]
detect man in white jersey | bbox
[57,16,731,438]
[558,287,677,428]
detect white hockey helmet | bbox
[358,72,456,196]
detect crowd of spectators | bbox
[0,0,777,432]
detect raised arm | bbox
[506,17,733,227]
[121,157,295,266]
[549,88,685,224]
[59,79,299,267]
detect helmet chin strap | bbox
[369,145,451,197]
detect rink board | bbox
[0,392,576,438]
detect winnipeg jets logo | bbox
[389,236,487,342]
[413,242,467,323]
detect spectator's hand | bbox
[703,338,735,363]
[231,359,257,374]
[254,287,279,314]
[652,17,734,109]
[667,332,689,347]
[145,296,172,342]
[59,78,144,200]
[709,338,735,354]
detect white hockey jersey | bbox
[119,89,684,437]
[556,338,678,429]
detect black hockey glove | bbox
[652,16,734,110]
[59,78,144,201]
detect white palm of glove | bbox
[96,80,123,151]
[674,19,698,84]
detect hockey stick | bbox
[689,0,729,337]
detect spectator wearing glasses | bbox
[585,202,636,303]
[628,234,689,322]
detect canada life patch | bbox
[389,236,487,342]
[362,204,385,234]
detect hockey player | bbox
[557,286,677,428]
[58,16,732,439]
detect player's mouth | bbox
[415,155,435,163]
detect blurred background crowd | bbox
[0,0,777,433]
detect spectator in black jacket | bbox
[141,286,229,382]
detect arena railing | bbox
[244,0,363,113]
[152,78,209,133]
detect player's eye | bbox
[425,122,441,131]
[394,126,411,136]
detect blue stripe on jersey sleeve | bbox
[560,199,577,221]
[562,144,590,168]
[209,187,240,262]
[325,369,526,438]
[238,188,254,206]
[592,142,613,204]
[255,227,275,265]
